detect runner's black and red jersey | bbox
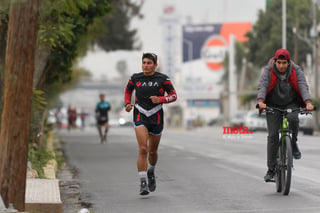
[124,72,177,125]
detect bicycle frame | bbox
[279,116,291,151]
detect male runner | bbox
[95,94,111,143]
[124,53,177,195]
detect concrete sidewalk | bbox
[25,179,62,213]
[24,131,63,213]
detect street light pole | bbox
[313,0,318,99]
[282,0,286,49]
[228,34,237,122]
[312,0,319,132]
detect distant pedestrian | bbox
[67,105,77,130]
[80,108,87,130]
[95,94,111,143]
[124,53,177,195]
[55,107,64,129]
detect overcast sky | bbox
[80,0,266,80]
[131,0,266,54]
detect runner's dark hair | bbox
[142,53,157,64]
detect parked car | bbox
[244,110,267,131]
[299,113,314,135]
[230,111,247,126]
[242,110,314,135]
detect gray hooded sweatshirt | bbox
[257,59,312,107]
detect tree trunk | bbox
[0,17,8,122]
[33,46,51,88]
[0,0,39,211]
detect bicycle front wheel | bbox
[275,146,282,193]
[280,135,293,195]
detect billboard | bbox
[181,22,251,98]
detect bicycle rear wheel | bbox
[280,135,293,195]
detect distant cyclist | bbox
[124,53,177,195]
[95,94,111,143]
[257,48,314,182]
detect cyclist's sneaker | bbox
[100,136,104,144]
[140,180,149,195]
[292,142,301,159]
[264,169,275,182]
[103,134,107,143]
[147,168,156,192]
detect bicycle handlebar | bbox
[255,104,317,115]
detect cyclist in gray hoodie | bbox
[257,48,314,182]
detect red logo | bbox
[136,82,141,87]
[223,125,253,134]
[201,36,227,71]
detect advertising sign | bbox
[181,22,251,98]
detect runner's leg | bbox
[147,134,161,192]
[97,124,103,142]
[148,134,161,166]
[104,122,109,141]
[135,125,149,171]
[135,125,149,195]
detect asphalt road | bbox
[58,126,320,213]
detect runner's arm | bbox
[160,78,177,103]
[124,79,134,105]
[158,90,177,103]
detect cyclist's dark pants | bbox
[266,103,299,169]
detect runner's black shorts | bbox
[134,121,163,135]
[97,116,108,125]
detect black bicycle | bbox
[258,105,316,195]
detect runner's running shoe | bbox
[147,168,156,192]
[140,180,149,195]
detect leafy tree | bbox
[37,0,112,89]
[246,0,314,67]
[0,0,113,110]
[95,0,144,51]
[238,0,318,107]
[0,0,113,209]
